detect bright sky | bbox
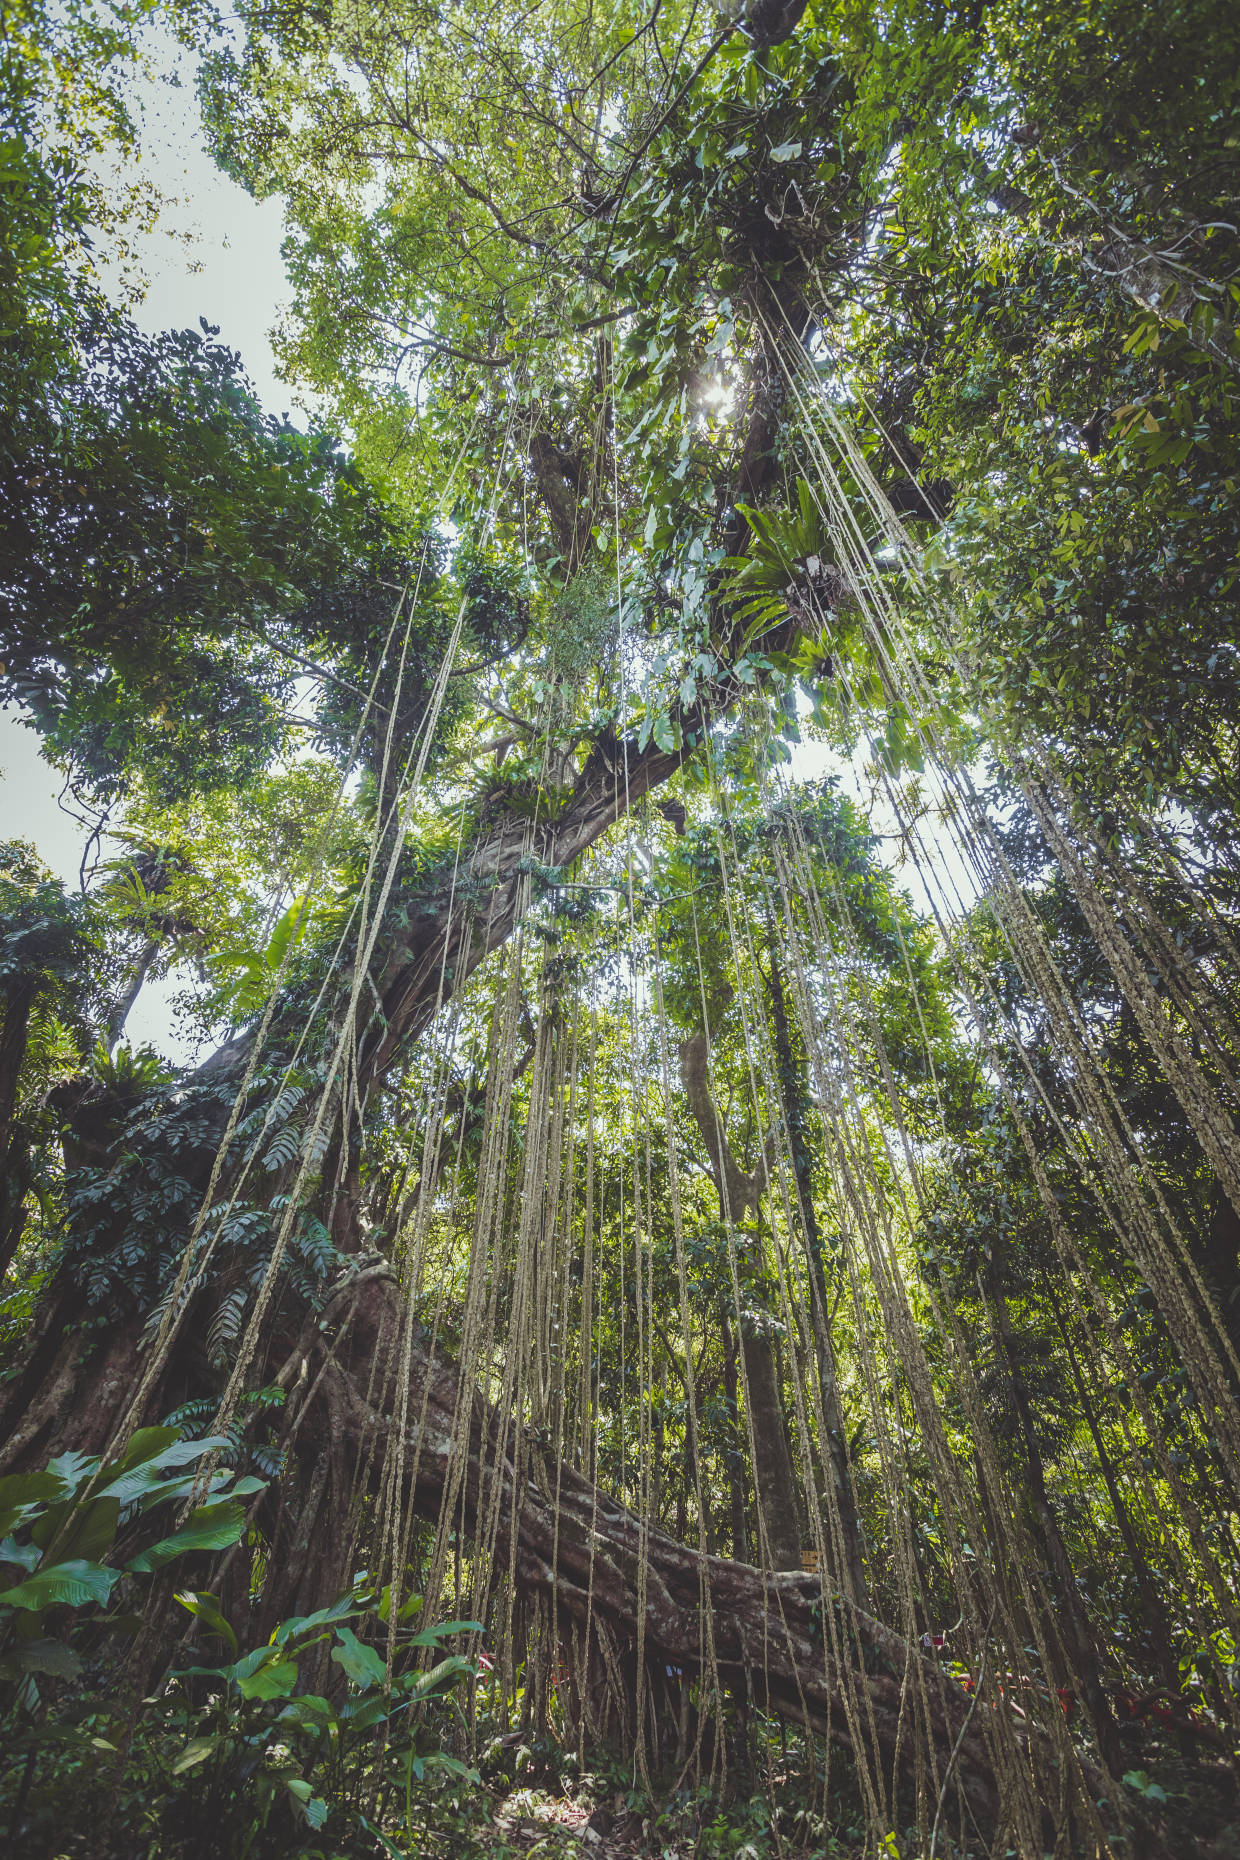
[0,25,294,1053]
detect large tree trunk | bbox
[282,1269,1136,1854]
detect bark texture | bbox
[288,1267,1068,1838]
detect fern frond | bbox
[206,1286,249,1369]
[263,1124,302,1172]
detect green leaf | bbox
[0,1560,121,1612]
[406,1617,482,1647]
[331,1625,386,1688]
[769,140,802,162]
[0,1535,41,1573]
[0,1472,68,1539]
[174,1588,238,1655]
[172,1736,217,1775]
[435,1755,481,1782]
[276,1693,335,1728]
[45,1451,97,1493]
[286,1780,328,1829]
[105,1426,181,1472]
[377,1584,423,1625]
[337,1693,390,1729]
[31,1496,120,1565]
[237,1657,300,1700]
[410,1655,475,1699]
[127,1499,245,1573]
[1123,1769,1168,1804]
[98,1432,230,1508]
[7,1637,82,1679]
[652,712,677,754]
[272,1590,366,1646]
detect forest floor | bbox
[413,1764,860,1859]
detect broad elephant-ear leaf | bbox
[237,1656,300,1699]
[0,1472,71,1539]
[174,1588,239,1655]
[126,1499,247,1573]
[7,1637,83,1678]
[331,1624,386,1688]
[31,1495,120,1565]
[0,1560,121,1611]
[97,1432,231,1507]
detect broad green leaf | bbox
[377,1584,423,1625]
[237,1657,299,1700]
[0,1472,68,1538]
[272,1591,365,1645]
[435,1756,481,1782]
[331,1625,385,1688]
[0,1535,41,1573]
[45,1451,97,1493]
[276,1693,335,1727]
[32,1496,120,1565]
[286,1776,328,1828]
[104,1426,181,1472]
[11,1637,83,1679]
[337,1693,390,1729]
[127,1499,245,1573]
[652,712,676,753]
[409,1655,475,1699]
[98,1433,230,1507]
[406,1617,482,1647]
[172,1736,217,1775]
[174,1588,238,1655]
[0,1560,120,1612]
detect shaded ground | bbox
[403,1759,866,1860]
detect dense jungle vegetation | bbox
[1,0,1239,1854]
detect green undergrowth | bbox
[1,1438,1225,1857]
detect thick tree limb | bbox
[286,1269,1127,1851]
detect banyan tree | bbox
[2,0,1239,1853]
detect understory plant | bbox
[0,1435,479,1856]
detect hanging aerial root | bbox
[277,1268,1164,1859]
